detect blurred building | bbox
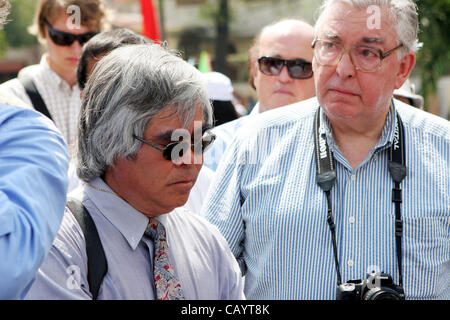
[2,0,448,117]
[105,0,320,101]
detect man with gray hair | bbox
[0,0,69,299]
[203,0,449,299]
[26,43,244,300]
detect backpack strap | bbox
[18,72,53,120]
[66,197,108,300]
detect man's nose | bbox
[335,51,356,79]
[70,40,83,55]
[278,64,293,83]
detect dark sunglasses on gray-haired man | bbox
[133,131,216,162]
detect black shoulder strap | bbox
[66,197,108,300]
[18,72,53,120]
[314,108,341,285]
[388,112,406,287]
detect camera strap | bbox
[314,103,406,287]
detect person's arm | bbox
[0,105,69,299]
[201,136,247,272]
[24,209,93,300]
[211,224,246,300]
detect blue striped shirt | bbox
[201,97,450,299]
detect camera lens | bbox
[364,287,404,300]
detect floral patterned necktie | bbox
[146,218,185,300]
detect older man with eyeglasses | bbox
[0,0,106,155]
[202,0,450,300]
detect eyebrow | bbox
[321,32,340,40]
[320,33,385,45]
[152,123,209,142]
[361,37,385,45]
[153,130,174,142]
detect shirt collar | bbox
[378,99,398,151]
[84,177,149,250]
[249,102,260,115]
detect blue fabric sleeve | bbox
[0,104,69,299]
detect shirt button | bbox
[349,216,355,224]
[351,175,356,182]
[347,259,354,267]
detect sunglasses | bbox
[46,21,98,46]
[133,131,216,161]
[257,56,313,79]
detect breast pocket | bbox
[403,216,450,299]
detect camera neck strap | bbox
[314,105,406,287]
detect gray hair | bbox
[76,43,213,182]
[0,0,10,27]
[314,0,420,58]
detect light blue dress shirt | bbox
[26,177,244,300]
[204,103,260,171]
[0,103,69,299]
[202,97,450,299]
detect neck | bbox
[103,167,164,218]
[329,114,387,170]
[46,55,77,87]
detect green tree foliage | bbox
[0,0,37,53]
[199,0,233,74]
[415,0,450,100]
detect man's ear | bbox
[251,60,259,89]
[394,51,416,89]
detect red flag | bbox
[140,0,161,42]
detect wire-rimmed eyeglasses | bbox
[312,39,403,72]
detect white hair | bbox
[314,0,422,58]
[0,0,10,27]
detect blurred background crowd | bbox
[0,0,448,120]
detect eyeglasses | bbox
[46,21,98,46]
[133,131,216,161]
[312,39,403,72]
[257,56,313,79]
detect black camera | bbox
[336,272,405,300]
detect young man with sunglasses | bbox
[203,19,316,172]
[0,0,106,154]
[25,44,244,300]
[202,0,450,299]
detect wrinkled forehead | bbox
[316,2,398,45]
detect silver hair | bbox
[0,0,10,27]
[314,0,421,58]
[76,43,213,182]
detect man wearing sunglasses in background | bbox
[202,0,450,299]
[25,43,244,300]
[0,0,106,155]
[203,19,316,172]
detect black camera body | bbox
[336,272,405,300]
